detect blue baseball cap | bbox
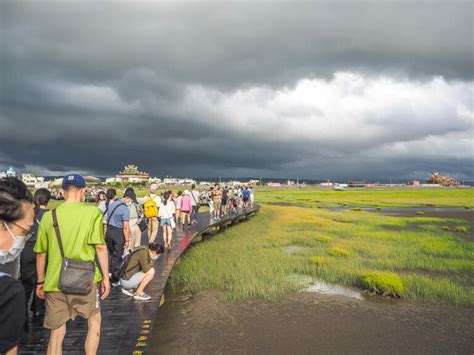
[62,174,86,189]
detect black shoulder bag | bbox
[135,203,148,232]
[52,209,96,295]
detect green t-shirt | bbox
[34,202,106,292]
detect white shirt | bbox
[175,195,182,209]
[158,202,174,219]
[169,198,176,214]
[190,190,200,206]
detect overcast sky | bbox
[1,1,473,181]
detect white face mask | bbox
[0,222,26,265]
[150,255,159,261]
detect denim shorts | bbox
[120,271,143,289]
[160,218,172,227]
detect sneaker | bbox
[121,288,135,297]
[111,281,120,287]
[134,293,151,301]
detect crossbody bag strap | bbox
[52,209,102,277]
[191,190,198,204]
[107,203,126,226]
[52,209,65,259]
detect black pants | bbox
[20,241,44,316]
[106,226,125,281]
[0,276,25,353]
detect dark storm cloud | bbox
[0,0,473,180]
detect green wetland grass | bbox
[256,187,474,208]
[171,205,474,305]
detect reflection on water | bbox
[301,280,363,300]
[288,274,364,300]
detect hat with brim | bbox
[62,174,86,189]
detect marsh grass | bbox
[455,226,469,233]
[171,204,473,305]
[362,272,404,297]
[309,257,325,266]
[329,247,351,257]
[256,188,474,208]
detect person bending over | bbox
[120,243,161,301]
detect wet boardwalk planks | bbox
[19,206,260,354]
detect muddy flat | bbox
[151,288,473,354]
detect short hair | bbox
[106,188,116,200]
[34,188,51,208]
[0,177,33,223]
[148,243,163,253]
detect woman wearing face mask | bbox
[0,177,34,355]
[20,188,50,329]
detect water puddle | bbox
[289,274,364,300]
[301,280,363,300]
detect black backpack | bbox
[113,250,137,280]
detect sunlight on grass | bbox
[255,187,474,208]
[171,204,474,305]
[361,272,405,297]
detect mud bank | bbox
[151,287,473,354]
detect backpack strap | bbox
[107,202,126,226]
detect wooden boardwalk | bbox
[19,205,260,354]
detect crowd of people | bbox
[0,175,256,354]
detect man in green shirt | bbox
[34,174,110,355]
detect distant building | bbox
[163,177,196,186]
[116,165,150,183]
[84,176,101,184]
[407,180,420,187]
[7,167,16,177]
[427,172,459,186]
[106,177,123,184]
[163,177,178,185]
[21,173,46,188]
[149,177,162,184]
[320,182,334,187]
[267,182,282,187]
[348,181,365,187]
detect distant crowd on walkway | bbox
[0,175,255,355]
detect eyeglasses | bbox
[10,221,34,237]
